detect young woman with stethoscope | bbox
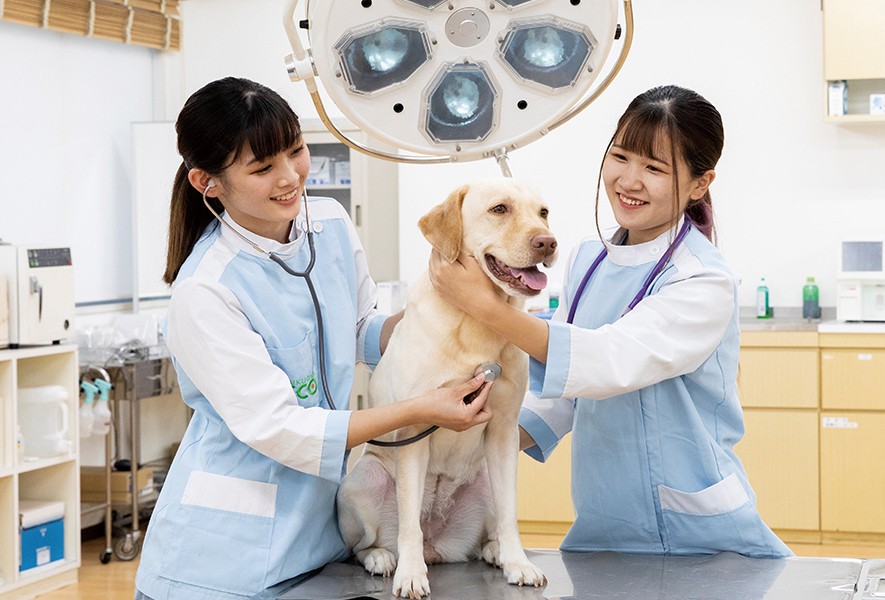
[429,85,792,558]
[134,77,494,600]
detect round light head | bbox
[302,0,619,161]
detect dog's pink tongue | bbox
[509,267,547,290]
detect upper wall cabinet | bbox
[823,0,885,122]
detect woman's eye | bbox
[254,164,272,174]
[491,204,507,214]
[609,152,627,161]
[290,145,304,156]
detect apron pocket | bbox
[163,471,277,595]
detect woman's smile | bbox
[618,193,648,208]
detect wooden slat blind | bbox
[1,0,181,50]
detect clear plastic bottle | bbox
[755,278,770,319]
[79,380,97,439]
[803,276,821,319]
[92,379,113,436]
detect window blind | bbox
[1,0,181,50]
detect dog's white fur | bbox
[337,178,557,598]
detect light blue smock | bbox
[520,222,792,558]
[135,198,386,599]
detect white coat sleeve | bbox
[531,259,736,401]
[167,278,351,483]
[341,203,387,367]
[518,244,581,462]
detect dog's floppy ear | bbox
[418,184,467,263]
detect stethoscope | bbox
[566,220,691,324]
[202,182,495,447]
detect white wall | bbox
[0,21,156,304]
[4,0,885,311]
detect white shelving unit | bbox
[0,344,80,599]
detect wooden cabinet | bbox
[820,411,885,534]
[819,333,885,536]
[735,410,819,533]
[0,345,80,598]
[822,0,885,122]
[738,332,819,409]
[821,335,885,410]
[517,435,574,535]
[735,331,820,539]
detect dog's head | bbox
[419,178,558,298]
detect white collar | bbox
[217,211,305,258]
[603,217,686,267]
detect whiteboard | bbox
[131,121,179,307]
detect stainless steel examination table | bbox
[258,550,885,600]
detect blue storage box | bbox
[19,500,65,572]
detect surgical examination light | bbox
[283,0,633,173]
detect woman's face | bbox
[602,135,711,245]
[214,138,311,243]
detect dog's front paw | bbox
[392,560,430,598]
[481,540,501,567]
[357,548,397,577]
[503,561,546,588]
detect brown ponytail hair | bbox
[595,85,724,243]
[163,77,302,284]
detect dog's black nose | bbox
[532,234,558,256]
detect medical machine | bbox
[836,239,885,322]
[0,245,75,347]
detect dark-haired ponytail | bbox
[163,163,220,285]
[685,193,716,243]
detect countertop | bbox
[740,306,885,334]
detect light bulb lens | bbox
[442,76,480,120]
[500,21,594,90]
[425,64,497,142]
[362,29,409,73]
[336,23,431,94]
[521,27,565,68]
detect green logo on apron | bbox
[293,373,318,399]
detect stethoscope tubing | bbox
[567,220,692,324]
[201,185,433,447]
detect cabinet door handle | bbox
[354,205,362,227]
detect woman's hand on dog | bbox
[422,373,493,432]
[429,249,501,320]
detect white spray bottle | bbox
[92,378,113,436]
[79,380,97,439]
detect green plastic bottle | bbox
[755,278,770,319]
[803,276,820,319]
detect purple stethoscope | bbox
[566,220,692,324]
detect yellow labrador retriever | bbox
[337,178,557,598]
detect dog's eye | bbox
[540,208,549,219]
[490,204,507,214]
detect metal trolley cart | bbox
[105,354,177,561]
